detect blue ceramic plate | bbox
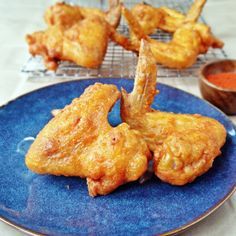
[0,79,236,236]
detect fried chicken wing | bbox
[80,0,121,29]
[26,15,110,70]
[120,7,201,69]
[121,40,226,185]
[159,0,206,32]
[115,6,223,69]
[130,0,205,34]
[130,3,165,35]
[44,2,83,28]
[184,0,207,23]
[158,7,184,33]
[129,0,223,51]
[26,83,150,197]
[27,1,121,70]
[160,1,223,50]
[45,0,121,29]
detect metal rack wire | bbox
[21,0,227,80]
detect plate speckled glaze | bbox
[0,79,235,236]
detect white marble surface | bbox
[0,0,235,235]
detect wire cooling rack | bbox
[21,0,227,80]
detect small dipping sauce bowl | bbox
[199,59,236,115]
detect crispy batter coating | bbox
[26,16,110,70]
[121,40,226,185]
[80,0,121,29]
[121,7,201,69]
[130,0,209,34]
[44,1,121,29]
[26,83,150,196]
[115,5,223,69]
[158,6,185,33]
[131,3,165,35]
[27,1,121,70]
[159,3,224,53]
[44,2,83,28]
[159,0,207,32]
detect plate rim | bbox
[0,78,236,236]
[0,186,235,236]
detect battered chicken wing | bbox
[130,0,205,34]
[121,40,226,185]
[115,6,222,68]
[26,15,110,70]
[26,83,150,197]
[81,0,121,29]
[27,1,121,70]
[159,0,206,32]
[129,0,223,51]
[120,7,201,69]
[130,3,165,35]
[45,0,121,29]
[44,2,83,28]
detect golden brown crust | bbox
[44,2,83,28]
[26,16,110,70]
[114,2,223,69]
[27,1,122,70]
[131,3,165,35]
[26,83,150,197]
[44,1,121,29]
[121,40,226,185]
[120,6,201,69]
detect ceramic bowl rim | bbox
[199,59,236,92]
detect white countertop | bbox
[0,0,235,235]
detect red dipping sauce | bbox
[207,72,236,90]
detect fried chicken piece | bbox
[25,83,150,197]
[27,1,121,70]
[120,7,201,69]
[121,40,226,185]
[26,15,110,70]
[129,0,223,51]
[81,0,121,29]
[159,4,224,52]
[44,2,83,28]
[130,0,205,34]
[184,0,207,23]
[115,6,222,69]
[44,0,121,29]
[159,0,207,32]
[191,22,224,53]
[158,7,185,33]
[130,3,165,35]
